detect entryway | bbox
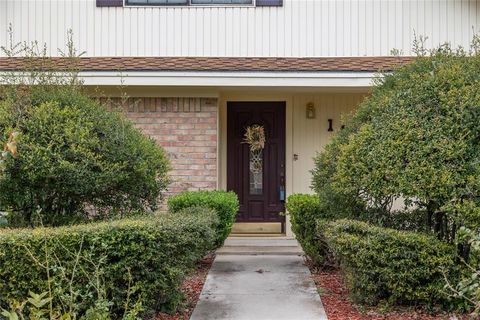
[227,102,286,234]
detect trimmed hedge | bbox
[168,191,239,246]
[286,194,327,266]
[318,219,457,307]
[0,207,218,317]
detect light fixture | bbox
[306,102,316,119]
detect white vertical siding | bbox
[292,92,366,194]
[1,0,479,57]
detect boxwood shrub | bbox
[168,191,239,246]
[0,207,218,317]
[318,219,457,307]
[286,194,329,266]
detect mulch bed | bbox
[309,263,469,320]
[155,253,215,320]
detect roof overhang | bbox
[1,56,412,88]
[78,70,378,87]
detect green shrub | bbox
[311,38,480,239]
[168,191,239,246]
[0,39,170,226]
[0,97,170,227]
[0,207,218,317]
[286,194,330,266]
[319,219,458,307]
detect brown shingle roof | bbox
[0,56,414,72]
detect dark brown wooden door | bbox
[227,102,286,224]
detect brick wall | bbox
[109,97,218,195]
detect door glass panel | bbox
[249,149,263,195]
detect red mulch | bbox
[309,265,469,320]
[155,254,215,320]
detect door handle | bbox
[279,185,285,202]
[279,163,285,201]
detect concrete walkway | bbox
[190,237,328,320]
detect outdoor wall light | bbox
[306,102,316,119]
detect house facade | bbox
[1,0,479,235]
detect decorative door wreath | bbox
[243,125,265,174]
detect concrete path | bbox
[190,237,328,320]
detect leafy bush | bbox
[0,36,170,227]
[0,207,218,318]
[312,39,480,240]
[319,219,458,307]
[286,194,330,266]
[168,191,239,246]
[0,96,170,227]
[311,132,369,222]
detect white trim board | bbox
[77,71,378,87]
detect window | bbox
[125,0,252,5]
[191,0,252,3]
[127,0,187,4]
[249,149,263,195]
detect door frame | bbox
[218,93,294,237]
[226,101,287,232]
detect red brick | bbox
[126,97,218,197]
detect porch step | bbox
[217,246,303,255]
[231,222,282,234]
[230,233,285,237]
[224,238,299,247]
[217,237,303,256]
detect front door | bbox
[227,102,286,228]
